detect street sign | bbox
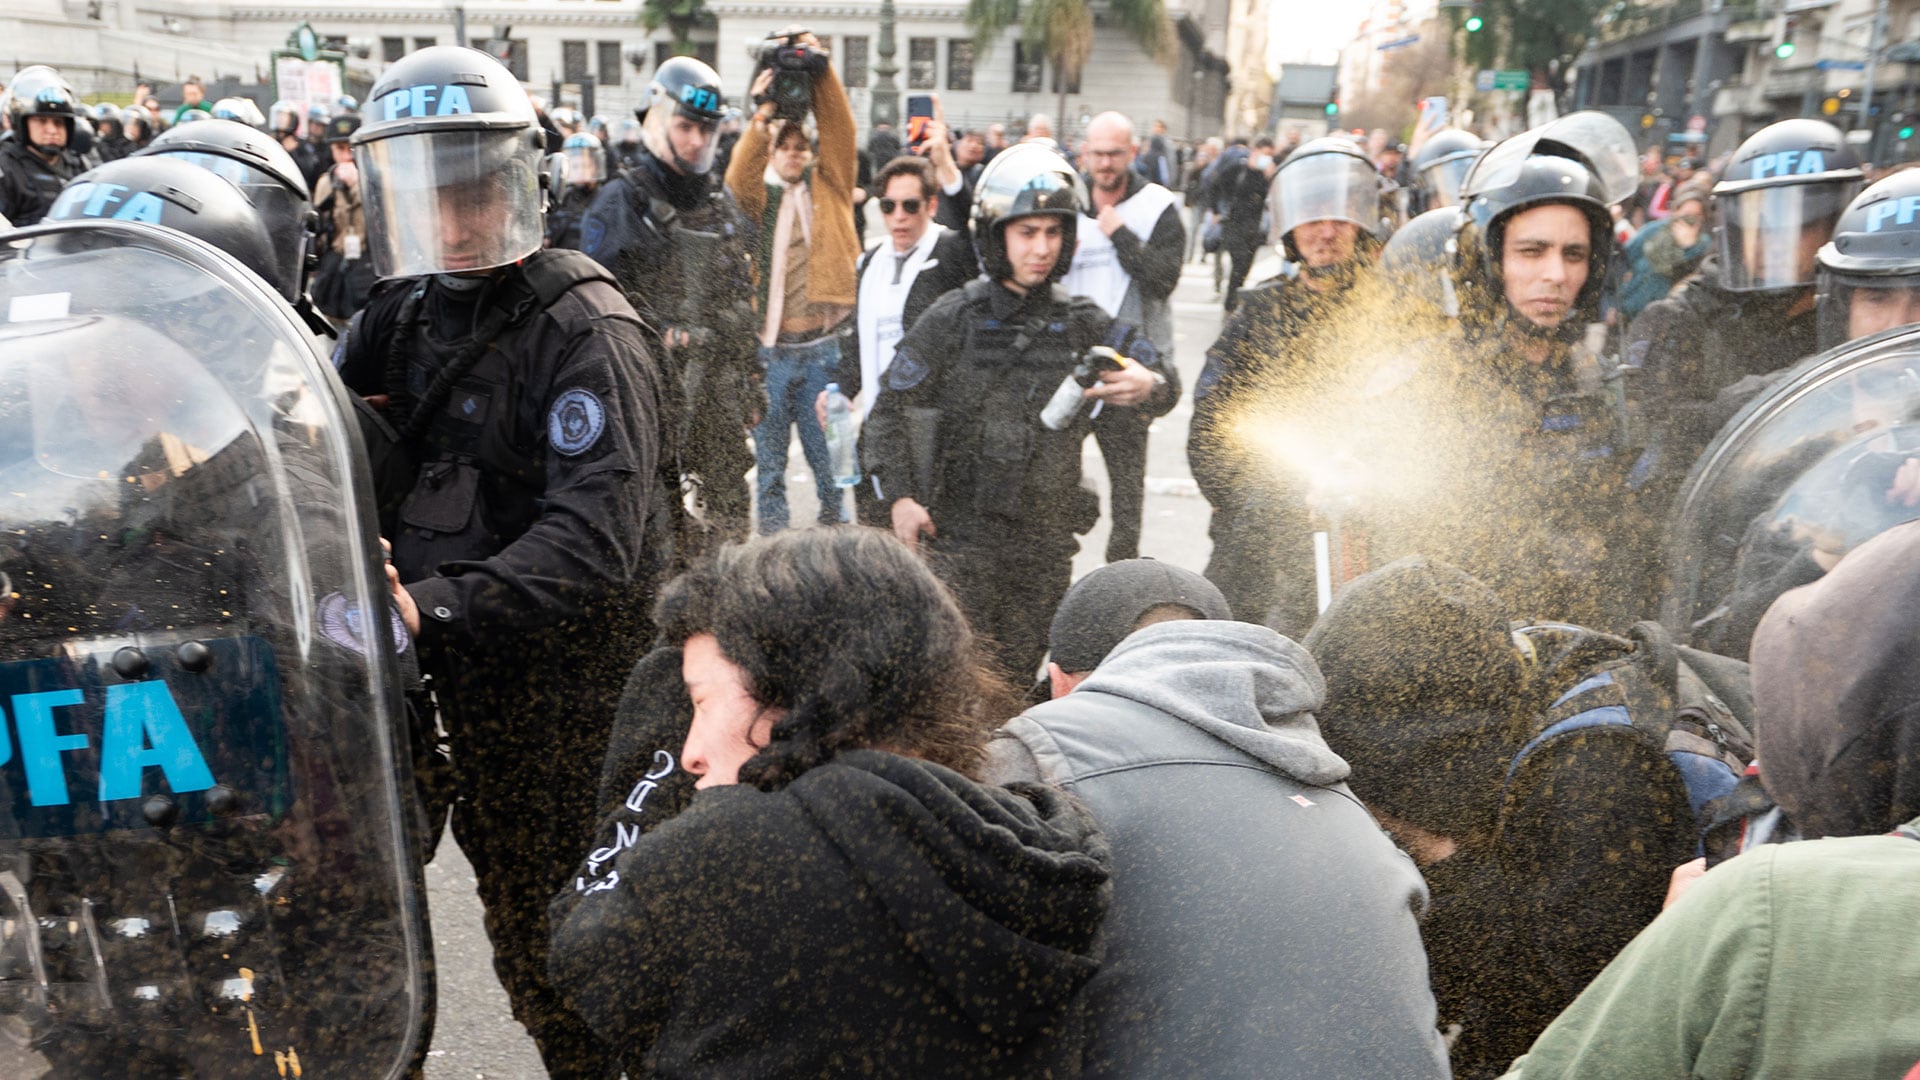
[1816,58,1867,71]
[1476,69,1495,93]
[1377,35,1421,52]
[1491,70,1530,92]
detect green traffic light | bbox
[1325,102,1339,116]
[1465,15,1484,31]
[1902,126,1916,140]
[1775,41,1796,59]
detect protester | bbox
[548,528,1111,1077]
[1617,180,1710,321]
[1218,135,1278,310]
[172,75,212,125]
[984,560,1452,1077]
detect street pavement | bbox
[0,246,1253,1080]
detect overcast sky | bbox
[1268,0,1365,69]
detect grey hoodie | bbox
[988,619,1451,1080]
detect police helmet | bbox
[138,119,315,302]
[44,157,281,296]
[352,46,552,278]
[1380,206,1462,319]
[1271,137,1381,264]
[336,94,359,113]
[615,117,642,147]
[1816,169,1920,351]
[639,56,727,175]
[1410,129,1486,209]
[588,113,610,142]
[5,66,80,150]
[1454,152,1614,338]
[562,131,607,187]
[969,142,1087,284]
[268,99,303,136]
[122,104,153,140]
[90,102,123,139]
[211,97,266,128]
[1714,119,1863,294]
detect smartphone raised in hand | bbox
[907,94,936,151]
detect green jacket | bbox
[1500,826,1920,1079]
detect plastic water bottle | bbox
[823,383,861,488]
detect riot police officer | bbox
[862,144,1177,678]
[1191,137,1381,630]
[1408,128,1486,213]
[579,56,758,548]
[1622,119,1863,506]
[547,131,605,250]
[1814,168,1920,351]
[335,46,665,1080]
[0,66,90,226]
[42,156,282,291]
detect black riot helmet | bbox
[352,46,553,277]
[1411,129,1486,210]
[43,157,281,295]
[138,119,315,302]
[640,56,727,176]
[1714,119,1863,294]
[1270,137,1381,267]
[1816,169,1920,351]
[1453,152,1614,340]
[1380,206,1462,319]
[969,142,1088,284]
[5,66,80,151]
[90,102,123,140]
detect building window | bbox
[844,36,869,87]
[656,42,719,70]
[413,36,437,51]
[908,38,937,89]
[598,41,623,86]
[494,40,530,81]
[1050,58,1080,95]
[1013,42,1043,93]
[562,40,589,82]
[947,40,974,91]
[381,37,406,63]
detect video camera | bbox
[755,28,830,122]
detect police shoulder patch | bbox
[549,388,608,456]
[886,348,930,392]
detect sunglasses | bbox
[879,198,924,215]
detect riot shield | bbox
[0,221,429,1077]
[1664,324,1920,650]
[1461,111,1640,206]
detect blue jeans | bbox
[754,335,847,533]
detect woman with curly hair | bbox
[549,527,1112,1077]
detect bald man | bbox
[1064,111,1187,562]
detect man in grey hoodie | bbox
[984,560,1451,1079]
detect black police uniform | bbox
[0,134,87,226]
[580,143,758,547]
[337,249,664,1080]
[1620,261,1818,499]
[1189,272,1357,632]
[863,278,1176,677]
[546,184,597,251]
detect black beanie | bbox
[1304,557,1527,840]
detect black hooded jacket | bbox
[549,749,1112,1077]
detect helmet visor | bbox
[356,128,543,278]
[1818,271,1920,351]
[156,151,307,297]
[642,103,718,176]
[1422,153,1475,208]
[1276,152,1379,239]
[1718,183,1855,292]
[563,142,607,185]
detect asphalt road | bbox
[0,245,1249,1080]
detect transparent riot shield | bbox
[1664,324,1920,649]
[0,221,429,1077]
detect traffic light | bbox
[1775,40,1796,59]
[1325,101,1339,117]
[1776,16,1798,59]
[1465,14,1484,31]
[1901,115,1916,140]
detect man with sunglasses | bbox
[838,156,976,523]
[1064,111,1186,562]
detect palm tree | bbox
[643,0,707,58]
[967,0,1170,134]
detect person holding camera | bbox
[726,29,861,534]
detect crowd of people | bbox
[4,35,1920,1080]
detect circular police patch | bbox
[319,592,411,656]
[549,388,607,456]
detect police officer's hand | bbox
[1084,361,1159,408]
[891,498,936,551]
